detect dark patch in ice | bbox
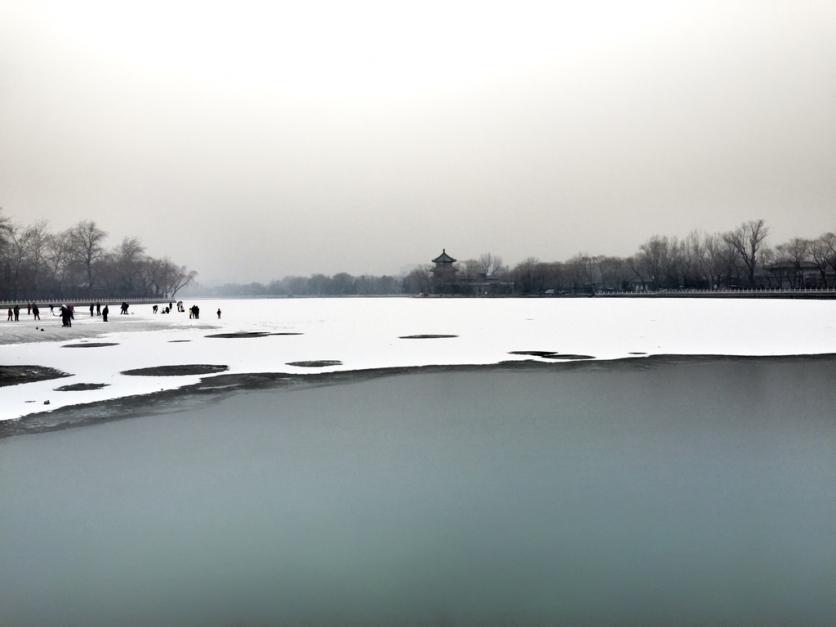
[205,331,302,339]
[509,350,595,360]
[121,365,229,376]
[399,334,458,339]
[629,352,648,355]
[0,365,71,387]
[285,360,343,368]
[168,339,192,343]
[62,342,119,348]
[206,331,271,339]
[54,383,109,392]
[270,332,303,336]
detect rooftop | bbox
[432,249,457,264]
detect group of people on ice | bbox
[6,302,41,321]
[152,300,185,315]
[5,300,113,326]
[153,301,221,319]
[5,299,220,327]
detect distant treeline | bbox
[500,220,836,294]
[188,219,836,297]
[0,211,196,300]
[192,274,403,298]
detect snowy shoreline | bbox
[1,297,835,425]
[4,353,836,439]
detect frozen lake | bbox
[2,297,836,423]
[1,356,835,625]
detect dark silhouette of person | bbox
[102,305,109,322]
[32,304,40,320]
[68,305,74,319]
[96,302,101,316]
[217,308,221,319]
[13,304,20,321]
[153,304,159,314]
[193,305,200,319]
[6,307,12,321]
[89,303,95,316]
[60,305,72,327]
[27,303,31,315]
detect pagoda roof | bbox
[432,249,457,263]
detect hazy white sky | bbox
[1,0,835,281]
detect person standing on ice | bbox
[102,305,109,322]
[6,307,12,321]
[13,304,20,321]
[32,304,40,320]
[96,302,101,316]
[89,303,94,316]
[216,308,221,319]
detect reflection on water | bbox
[1,358,835,625]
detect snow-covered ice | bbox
[1,297,835,422]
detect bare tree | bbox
[403,266,432,294]
[7,225,28,298]
[477,253,504,277]
[635,236,674,289]
[68,220,107,294]
[0,207,12,254]
[810,232,836,287]
[458,259,483,281]
[113,236,147,295]
[511,257,546,294]
[16,222,51,296]
[141,258,196,298]
[723,219,769,287]
[597,256,631,290]
[774,237,810,287]
[166,263,197,298]
[680,231,710,287]
[46,230,73,295]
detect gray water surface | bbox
[1,358,835,625]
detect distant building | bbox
[766,261,829,289]
[431,249,458,292]
[429,249,514,295]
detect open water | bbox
[1,357,835,625]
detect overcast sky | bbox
[1,1,834,282]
